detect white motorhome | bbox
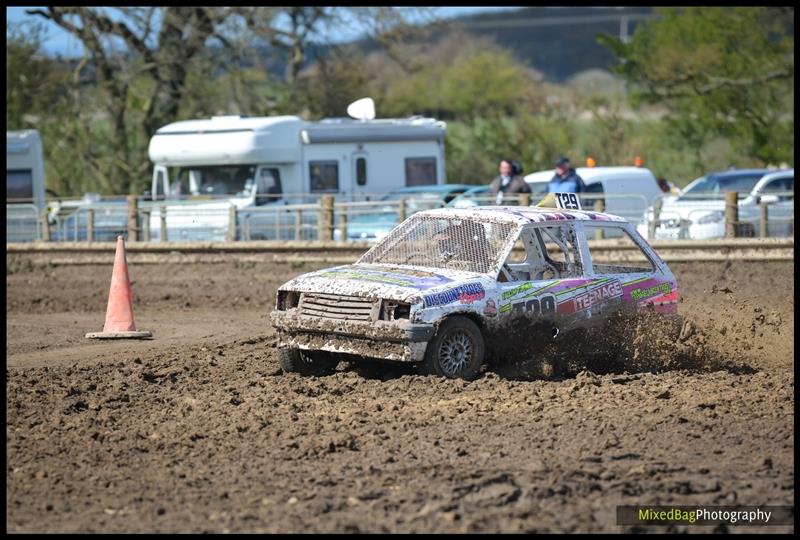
[145,101,447,240]
[7,130,46,210]
[7,130,47,242]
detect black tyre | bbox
[421,316,485,380]
[278,348,338,376]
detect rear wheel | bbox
[421,316,485,380]
[278,348,338,376]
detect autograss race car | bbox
[270,198,678,380]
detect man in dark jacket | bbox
[548,156,585,193]
[490,159,531,204]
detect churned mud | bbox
[6,258,794,532]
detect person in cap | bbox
[490,158,531,205]
[548,156,585,194]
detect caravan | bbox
[7,130,46,241]
[145,99,448,240]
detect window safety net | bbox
[359,215,516,274]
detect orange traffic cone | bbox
[86,236,152,339]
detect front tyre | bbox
[278,348,338,376]
[422,316,485,380]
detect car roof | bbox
[706,168,771,178]
[417,206,628,224]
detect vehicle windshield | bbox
[679,172,765,200]
[359,214,516,274]
[172,165,256,197]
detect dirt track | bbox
[6,257,794,533]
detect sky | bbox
[6,6,523,57]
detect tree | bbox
[599,7,794,166]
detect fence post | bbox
[87,209,95,243]
[159,205,167,242]
[593,199,605,240]
[518,193,531,207]
[294,209,302,240]
[127,195,139,241]
[141,209,151,242]
[724,191,739,238]
[398,198,407,223]
[41,209,50,242]
[338,209,348,242]
[227,204,237,242]
[319,195,334,241]
[759,201,769,239]
[649,197,662,240]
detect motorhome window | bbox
[7,169,34,202]
[405,157,437,187]
[172,165,257,197]
[356,157,367,186]
[310,161,339,192]
[255,168,282,205]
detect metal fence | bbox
[6,204,41,243]
[6,190,794,243]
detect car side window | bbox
[761,176,794,202]
[585,225,655,274]
[532,225,583,279]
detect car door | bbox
[580,221,676,314]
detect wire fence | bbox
[6,190,794,243]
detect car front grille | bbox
[298,293,376,322]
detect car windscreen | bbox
[679,172,765,200]
[358,214,515,274]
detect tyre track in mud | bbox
[6,259,795,532]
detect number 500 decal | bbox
[511,294,556,316]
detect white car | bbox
[640,168,794,240]
[271,204,678,380]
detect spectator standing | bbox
[490,159,531,205]
[548,156,585,193]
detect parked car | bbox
[524,166,663,225]
[342,184,473,242]
[271,203,678,380]
[640,168,794,240]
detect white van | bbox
[524,166,663,226]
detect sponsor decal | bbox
[483,299,498,317]
[424,283,485,307]
[573,281,623,312]
[502,282,534,300]
[320,270,413,287]
[365,265,439,278]
[318,267,453,290]
[630,282,672,301]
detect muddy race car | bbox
[270,201,678,380]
